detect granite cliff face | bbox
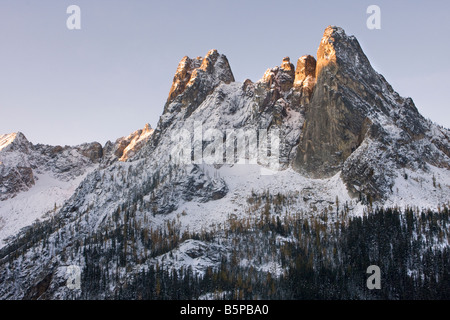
[294,26,373,178]
[294,55,317,98]
[293,26,449,199]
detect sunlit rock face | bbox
[293,55,316,99]
[164,49,235,116]
[100,123,154,165]
[166,56,203,106]
[259,57,295,94]
[117,124,154,162]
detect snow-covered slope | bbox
[0,170,94,248]
[0,124,154,248]
[0,132,102,247]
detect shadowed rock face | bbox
[293,77,369,178]
[291,26,449,200]
[149,49,235,149]
[294,26,373,178]
[0,166,35,200]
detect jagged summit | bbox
[164,49,234,113]
[166,55,203,105]
[156,25,449,200]
[0,132,30,153]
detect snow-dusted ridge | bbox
[0,124,153,248]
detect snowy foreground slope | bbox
[0,171,93,248]
[0,26,449,300]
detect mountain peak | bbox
[199,49,220,72]
[166,55,203,105]
[165,49,234,108]
[316,25,374,82]
[143,123,152,132]
[280,57,295,72]
[0,132,30,153]
[315,25,339,78]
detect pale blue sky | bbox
[0,0,449,146]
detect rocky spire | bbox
[166,56,203,106]
[259,57,295,93]
[293,26,374,179]
[315,25,376,84]
[155,49,235,146]
[281,57,295,72]
[291,25,433,200]
[293,55,317,98]
[101,124,154,163]
[315,25,338,79]
[165,49,234,110]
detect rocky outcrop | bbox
[149,50,235,151]
[163,49,235,117]
[254,57,297,129]
[315,26,338,79]
[0,132,30,153]
[293,55,316,98]
[279,57,296,92]
[166,56,203,105]
[293,26,391,179]
[1,133,34,200]
[78,143,103,162]
[0,166,35,201]
[119,124,153,162]
[102,124,154,164]
[259,57,295,94]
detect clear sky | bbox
[0,0,449,146]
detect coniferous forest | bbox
[1,190,449,300]
[98,206,450,300]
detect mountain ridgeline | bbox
[0,26,449,300]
